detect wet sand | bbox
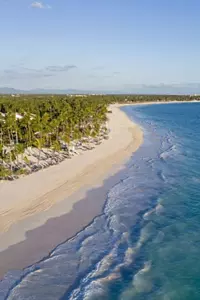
[0,104,143,278]
[1,101,196,278]
[0,167,128,278]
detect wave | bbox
[160,144,177,161]
[1,107,180,300]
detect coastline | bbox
[0,104,143,278]
[0,100,199,279]
[120,100,200,106]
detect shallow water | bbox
[1,103,200,299]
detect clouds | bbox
[45,65,77,72]
[31,2,51,9]
[0,65,77,82]
[1,69,53,81]
[0,63,123,91]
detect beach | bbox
[0,104,143,278]
[1,101,200,299]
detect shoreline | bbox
[0,104,143,278]
[0,100,197,279]
[0,165,129,278]
[120,100,200,106]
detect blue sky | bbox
[1,0,200,92]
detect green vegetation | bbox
[0,93,197,180]
[95,93,199,104]
[0,95,108,180]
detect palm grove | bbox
[0,93,196,180]
[0,95,108,180]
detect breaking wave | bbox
[1,103,191,300]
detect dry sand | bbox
[0,105,142,234]
[1,101,196,278]
[0,104,143,277]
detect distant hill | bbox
[1,85,200,95]
[0,87,24,94]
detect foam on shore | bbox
[0,104,143,277]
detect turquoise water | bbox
[1,103,200,299]
[117,103,200,300]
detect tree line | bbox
[0,93,197,179]
[0,95,108,179]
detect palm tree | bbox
[0,94,110,179]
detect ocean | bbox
[1,103,200,299]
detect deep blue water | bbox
[1,103,200,299]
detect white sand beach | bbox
[1,101,197,277]
[0,101,195,238]
[0,105,143,264]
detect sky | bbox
[1,0,200,92]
